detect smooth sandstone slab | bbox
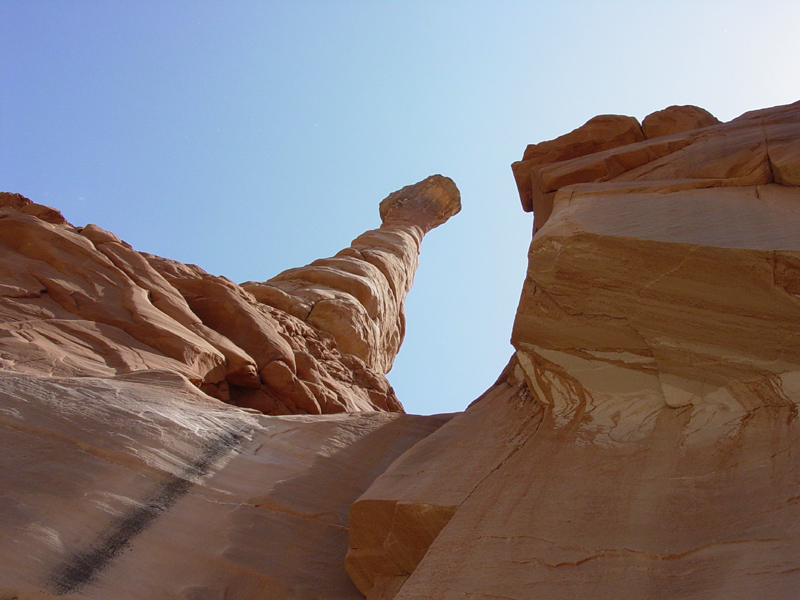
[515,196,800,412]
[349,355,800,599]
[345,372,541,596]
[0,369,449,600]
[392,397,800,600]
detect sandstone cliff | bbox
[346,101,800,599]
[0,176,460,599]
[0,369,450,599]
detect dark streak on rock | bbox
[48,425,249,595]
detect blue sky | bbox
[3,1,799,414]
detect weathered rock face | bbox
[0,176,460,599]
[0,175,460,415]
[245,174,460,375]
[512,101,800,415]
[4,101,800,600]
[0,369,450,599]
[347,101,800,599]
[345,371,539,597]
[510,114,646,229]
[641,104,721,139]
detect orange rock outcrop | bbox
[2,100,799,600]
[346,100,800,599]
[0,369,451,599]
[0,175,459,599]
[0,175,460,415]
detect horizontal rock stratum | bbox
[2,101,800,600]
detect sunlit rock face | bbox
[0,176,459,599]
[244,174,461,376]
[347,101,800,599]
[0,369,450,599]
[0,175,459,415]
[512,100,800,419]
[3,101,799,600]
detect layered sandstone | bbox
[511,101,800,414]
[242,174,460,375]
[347,101,800,599]
[3,101,799,600]
[0,175,459,415]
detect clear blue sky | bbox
[2,1,799,415]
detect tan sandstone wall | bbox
[346,100,800,600]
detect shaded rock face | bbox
[0,175,460,415]
[347,101,800,599]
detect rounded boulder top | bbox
[379,174,461,232]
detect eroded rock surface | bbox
[512,101,794,233]
[348,101,800,599]
[0,176,461,598]
[641,104,720,139]
[4,101,800,600]
[0,369,450,599]
[512,101,800,415]
[0,175,459,415]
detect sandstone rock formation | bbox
[510,114,645,231]
[2,100,799,600]
[0,175,460,599]
[511,101,800,412]
[343,100,800,599]
[242,174,460,375]
[0,174,460,416]
[641,104,720,139]
[0,369,450,599]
